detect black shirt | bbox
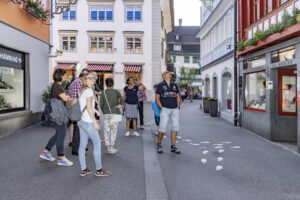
[51,82,65,100]
[156,81,179,109]
[124,85,138,105]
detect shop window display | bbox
[280,74,296,114]
[0,47,25,113]
[0,66,24,112]
[245,71,266,111]
[271,46,295,63]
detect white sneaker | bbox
[133,131,139,136]
[57,156,73,167]
[125,131,130,136]
[40,152,55,161]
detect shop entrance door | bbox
[278,68,297,116]
[275,68,297,143]
[96,72,113,91]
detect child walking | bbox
[152,84,160,135]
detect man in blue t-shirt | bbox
[155,71,181,154]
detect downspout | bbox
[234,0,238,126]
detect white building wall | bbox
[201,57,235,123]
[50,0,172,94]
[172,55,200,77]
[198,0,235,124]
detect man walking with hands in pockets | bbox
[155,71,181,154]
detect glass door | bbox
[278,68,297,116]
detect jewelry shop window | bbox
[245,71,266,111]
[0,47,25,113]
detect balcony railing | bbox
[244,0,300,41]
[200,0,222,27]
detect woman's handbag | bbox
[103,90,122,123]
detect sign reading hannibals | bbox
[0,47,24,69]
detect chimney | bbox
[179,19,182,26]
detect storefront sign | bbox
[278,60,293,67]
[266,81,273,90]
[114,72,125,75]
[0,47,23,69]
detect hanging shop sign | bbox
[0,47,24,69]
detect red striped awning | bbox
[86,64,113,71]
[124,65,142,72]
[54,63,75,70]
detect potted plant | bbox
[202,97,210,113]
[208,98,218,117]
[24,0,49,21]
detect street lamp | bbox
[52,0,78,17]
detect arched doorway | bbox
[222,72,232,110]
[213,76,218,98]
[204,77,210,97]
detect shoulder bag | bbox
[67,89,87,121]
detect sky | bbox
[174,0,201,26]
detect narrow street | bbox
[0,101,300,200]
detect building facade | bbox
[50,0,174,97]
[0,0,50,136]
[197,0,236,123]
[237,0,300,152]
[167,23,202,94]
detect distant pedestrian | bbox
[40,69,74,166]
[137,81,147,129]
[100,77,123,154]
[68,72,87,155]
[155,71,181,154]
[180,88,186,102]
[152,84,160,134]
[188,88,193,103]
[77,72,112,177]
[123,77,139,137]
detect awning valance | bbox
[54,63,75,70]
[124,65,142,72]
[86,64,113,71]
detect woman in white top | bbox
[77,72,111,177]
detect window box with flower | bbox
[24,0,49,21]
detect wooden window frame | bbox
[278,68,297,116]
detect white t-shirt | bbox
[79,88,95,123]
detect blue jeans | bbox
[78,120,102,170]
[159,108,180,133]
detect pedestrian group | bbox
[40,69,182,177]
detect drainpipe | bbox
[234,0,238,126]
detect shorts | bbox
[158,107,179,133]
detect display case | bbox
[0,47,25,113]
